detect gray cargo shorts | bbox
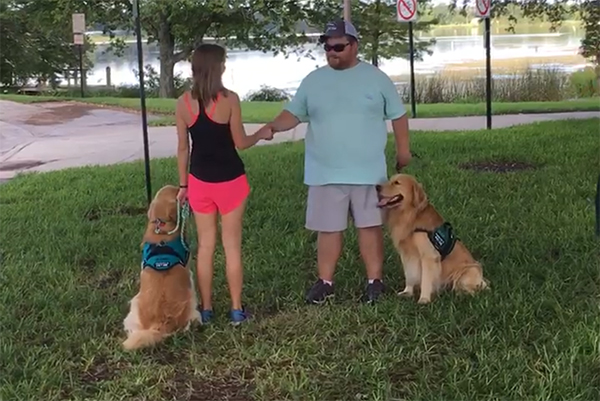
[305,184,383,232]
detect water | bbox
[86,27,586,98]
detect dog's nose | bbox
[375,185,381,192]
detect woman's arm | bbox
[228,91,265,150]
[175,97,190,186]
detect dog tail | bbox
[122,329,164,351]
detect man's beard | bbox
[327,56,347,70]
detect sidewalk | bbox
[0,99,598,182]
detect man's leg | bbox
[350,185,386,303]
[305,185,350,304]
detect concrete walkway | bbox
[0,99,598,182]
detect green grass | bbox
[1,119,599,400]
[1,94,598,125]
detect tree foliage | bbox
[305,0,437,67]
[0,0,128,87]
[124,0,310,97]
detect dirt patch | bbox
[95,270,123,289]
[76,256,97,269]
[84,205,146,221]
[459,160,539,173]
[0,159,50,171]
[163,369,254,401]
[24,103,98,125]
[115,205,147,216]
[80,356,117,384]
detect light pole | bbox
[343,0,351,21]
[133,0,152,206]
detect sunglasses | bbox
[324,42,350,52]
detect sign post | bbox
[396,0,417,118]
[72,13,85,98]
[475,0,492,129]
[133,0,152,205]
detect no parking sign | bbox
[396,0,417,22]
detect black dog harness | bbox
[414,222,457,261]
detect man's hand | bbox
[395,149,412,172]
[255,124,274,141]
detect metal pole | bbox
[343,0,351,21]
[78,44,84,98]
[408,21,416,118]
[595,173,600,236]
[485,17,492,129]
[133,0,152,205]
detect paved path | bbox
[0,99,598,182]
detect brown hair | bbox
[190,44,227,106]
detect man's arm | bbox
[269,78,309,133]
[380,73,411,168]
[391,114,410,156]
[269,110,301,133]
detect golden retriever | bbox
[122,185,201,350]
[376,174,488,304]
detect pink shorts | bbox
[188,174,250,215]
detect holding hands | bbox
[255,123,275,142]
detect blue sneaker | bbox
[200,309,214,324]
[230,308,249,325]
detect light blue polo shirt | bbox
[284,61,406,186]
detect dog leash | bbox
[167,199,191,252]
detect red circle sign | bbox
[476,0,490,16]
[397,0,416,21]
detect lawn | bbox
[1,119,599,400]
[1,93,598,125]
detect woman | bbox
[175,43,273,325]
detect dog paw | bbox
[417,297,431,304]
[397,289,413,298]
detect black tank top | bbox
[186,93,245,183]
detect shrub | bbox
[244,85,291,102]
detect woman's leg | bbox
[193,211,218,312]
[220,198,247,312]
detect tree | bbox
[305,0,437,68]
[578,0,599,87]
[0,0,129,87]
[126,0,310,98]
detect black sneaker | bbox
[364,279,385,303]
[305,279,334,304]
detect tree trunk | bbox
[371,53,379,67]
[596,53,600,96]
[157,15,176,98]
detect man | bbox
[263,19,411,304]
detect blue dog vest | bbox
[141,237,189,271]
[414,222,457,261]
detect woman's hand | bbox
[177,187,188,203]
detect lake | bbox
[86,24,588,98]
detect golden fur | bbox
[122,185,201,350]
[377,174,488,304]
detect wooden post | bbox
[343,0,351,22]
[106,66,112,87]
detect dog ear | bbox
[412,182,428,211]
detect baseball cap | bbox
[319,19,359,43]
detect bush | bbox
[570,67,599,98]
[244,85,291,102]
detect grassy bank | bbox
[1,119,599,400]
[1,94,598,125]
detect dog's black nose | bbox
[375,185,381,192]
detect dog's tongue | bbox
[377,198,389,207]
